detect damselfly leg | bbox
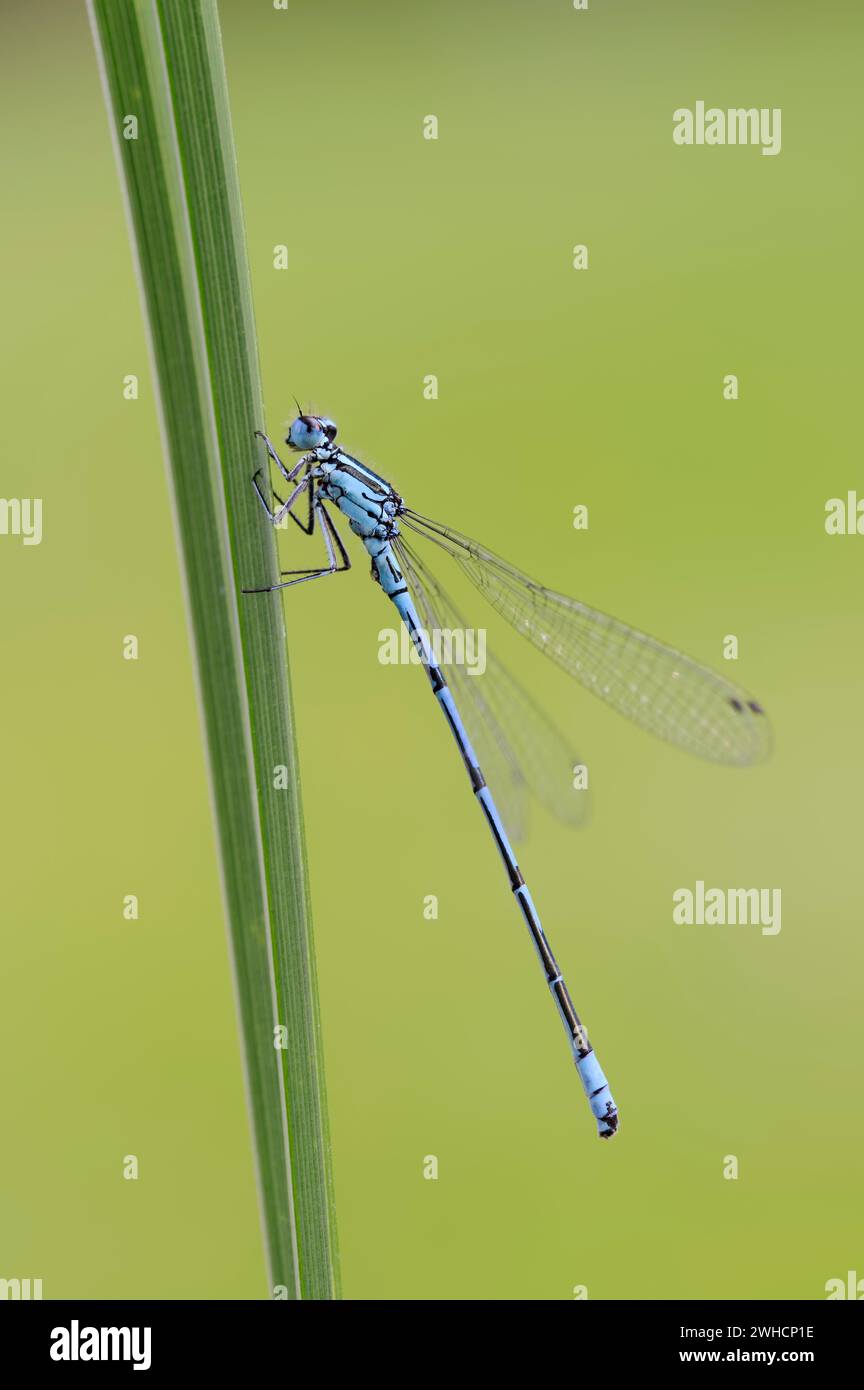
[244,435,352,593]
[254,429,305,486]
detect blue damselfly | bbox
[243,414,771,1139]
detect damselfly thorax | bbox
[315,447,403,542]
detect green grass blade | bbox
[88,0,339,1299]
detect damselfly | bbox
[243,413,771,1139]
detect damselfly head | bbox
[285,414,338,451]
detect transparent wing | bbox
[402,511,772,767]
[400,535,527,841]
[395,536,589,844]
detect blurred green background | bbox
[1,0,861,1300]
